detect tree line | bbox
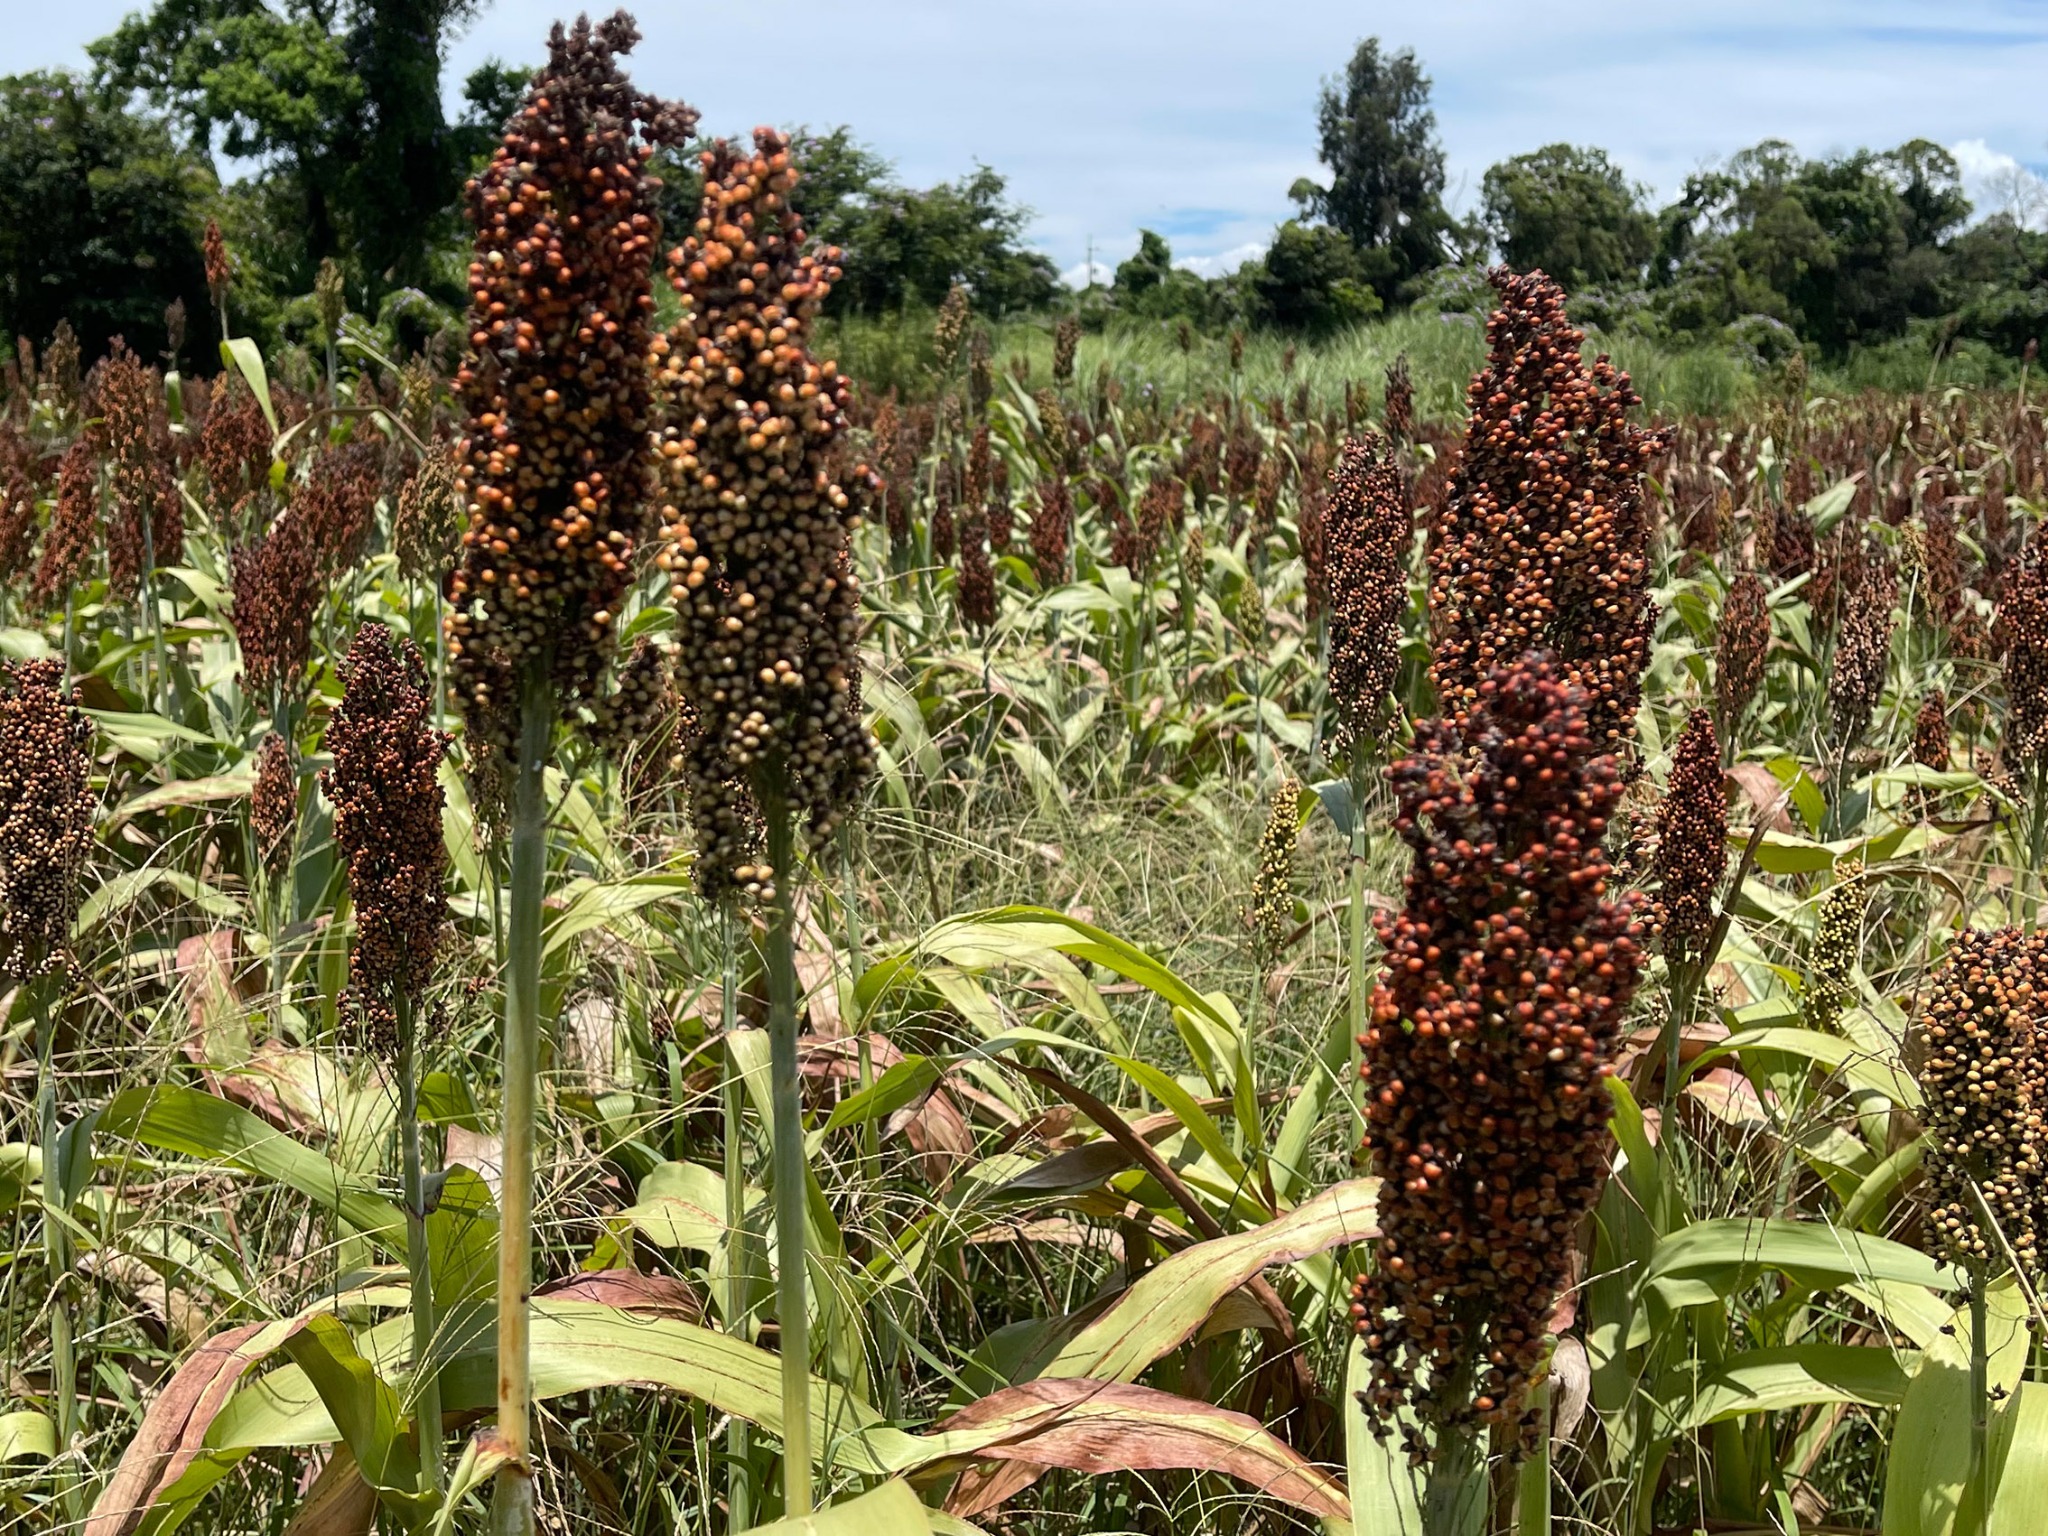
[1,8,2041,374]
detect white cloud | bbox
[1176,242,1268,279]
[1059,260,1115,290]
[1950,137,2048,229]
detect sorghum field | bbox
[4,12,2048,1536]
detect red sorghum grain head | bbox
[199,375,275,504]
[968,325,993,414]
[250,733,299,871]
[1998,531,2048,767]
[1717,570,1770,733]
[1353,651,1644,1459]
[0,424,40,583]
[1655,710,1726,964]
[1134,474,1177,583]
[444,11,697,755]
[1326,433,1411,750]
[987,458,1014,553]
[95,341,182,591]
[1916,926,2048,1275]
[0,659,95,983]
[322,623,451,1053]
[1913,689,1952,773]
[296,440,384,578]
[1425,270,1664,755]
[957,507,997,632]
[658,127,873,901]
[203,220,230,300]
[230,512,320,703]
[1299,483,1329,624]
[931,460,957,563]
[1029,474,1072,588]
[30,432,99,612]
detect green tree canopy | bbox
[1290,37,1462,302]
[0,70,218,364]
[92,0,482,302]
[1250,221,1382,332]
[1482,143,1654,288]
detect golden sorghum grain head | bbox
[1998,531,2048,767]
[1035,387,1072,472]
[1426,270,1665,755]
[1804,860,1864,1032]
[395,438,465,583]
[230,512,320,703]
[314,258,347,347]
[1052,315,1079,387]
[250,733,298,871]
[1353,651,1645,1460]
[0,659,95,984]
[1916,926,2048,1275]
[443,11,697,755]
[1655,710,1726,964]
[658,127,874,902]
[1248,776,1300,967]
[321,623,451,1054]
[1717,569,1770,733]
[1326,433,1411,750]
[933,284,970,374]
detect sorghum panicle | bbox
[1248,776,1300,966]
[1913,689,1952,773]
[1425,271,1664,754]
[298,441,384,577]
[1804,860,1864,1032]
[322,624,452,1053]
[1382,354,1414,443]
[933,284,970,374]
[0,660,95,984]
[1326,433,1411,749]
[931,463,957,563]
[1916,927,2048,1275]
[95,341,181,590]
[1828,547,1897,748]
[395,439,465,582]
[1717,571,1770,732]
[203,220,230,301]
[1655,710,1726,964]
[444,11,697,753]
[30,433,99,612]
[957,508,997,632]
[1052,316,1079,387]
[200,376,275,503]
[230,513,320,702]
[1353,653,1645,1457]
[314,258,347,347]
[250,733,299,870]
[658,128,873,901]
[1030,475,1072,588]
[1998,531,2048,767]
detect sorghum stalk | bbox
[493,658,553,1535]
[762,789,812,1513]
[720,907,752,1531]
[395,991,444,1495]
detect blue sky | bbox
[10,1,2048,282]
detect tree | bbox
[0,71,218,364]
[1290,37,1461,302]
[1114,230,1175,303]
[1482,144,1654,288]
[1251,221,1381,332]
[92,0,483,301]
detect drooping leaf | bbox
[1653,1343,1916,1431]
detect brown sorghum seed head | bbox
[1035,388,1072,472]
[1920,506,1963,628]
[200,375,275,505]
[0,660,95,984]
[230,512,320,703]
[1326,433,1411,749]
[1426,270,1664,755]
[297,440,384,578]
[968,326,993,415]
[444,11,697,755]
[659,127,873,902]
[931,460,957,563]
[31,432,100,612]
[250,733,299,871]
[1998,531,2048,767]
[1717,570,1770,732]
[1914,689,1952,773]
[1030,474,1072,588]
[322,623,451,1054]
[95,340,181,591]
[0,424,40,584]
[1248,776,1300,967]
[1382,354,1414,443]
[1134,474,1177,583]
[584,636,672,761]
[1655,710,1726,964]
[203,220,230,297]
[1829,546,1896,748]
[1916,926,2048,1275]
[314,258,347,346]
[957,507,996,632]
[1354,651,1645,1459]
